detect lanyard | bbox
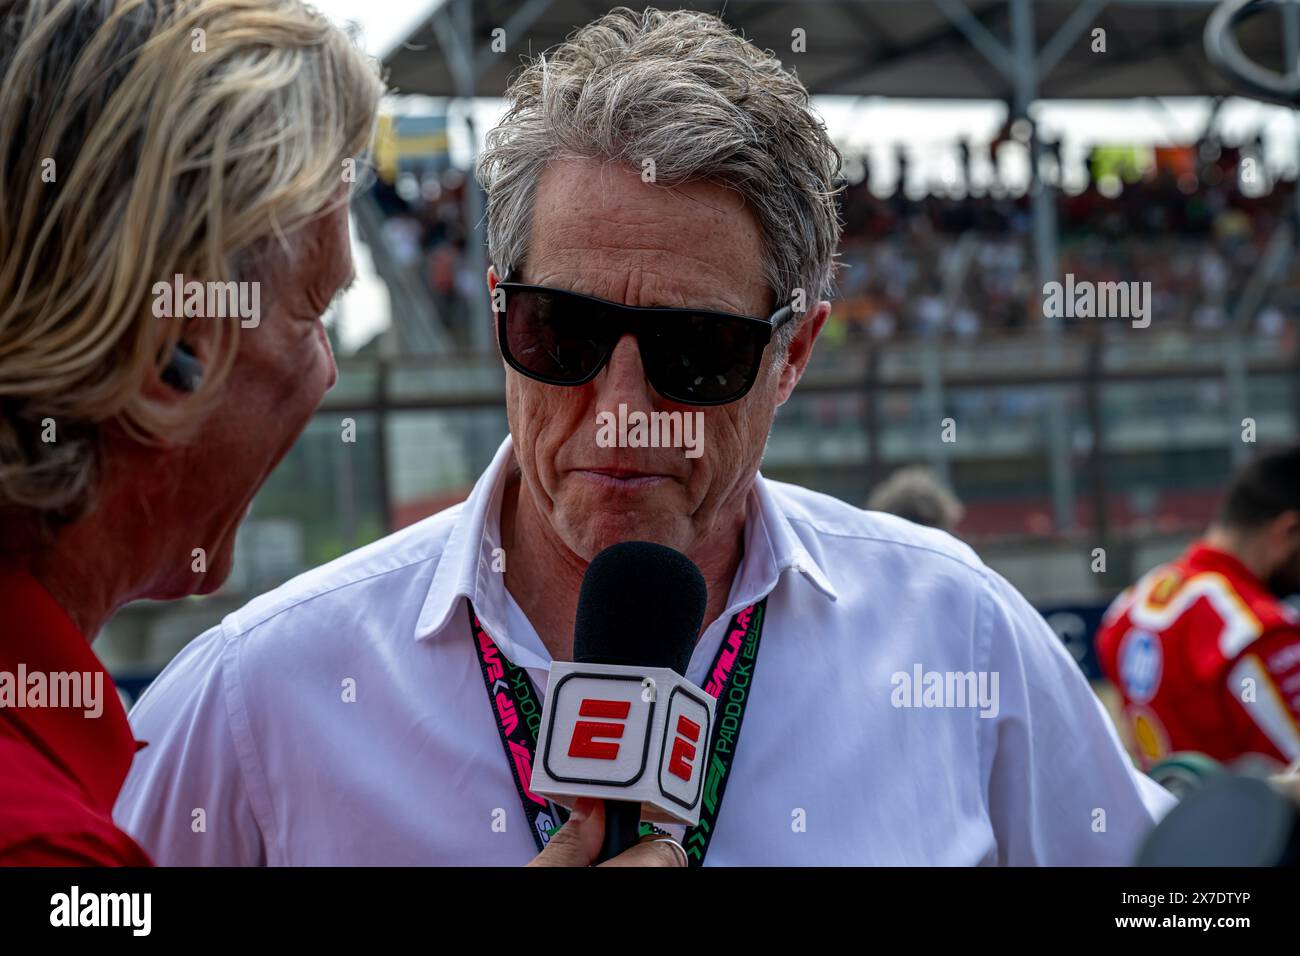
[469,596,767,866]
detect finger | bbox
[526,799,604,867]
[597,833,687,868]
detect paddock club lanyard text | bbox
[468,597,767,866]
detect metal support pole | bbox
[923,232,978,485]
[334,417,359,549]
[1225,334,1251,467]
[921,341,950,485]
[1037,0,1109,80]
[1011,0,1075,534]
[376,360,394,533]
[1226,224,1292,465]
[1084,326,1109,546]
[433,0,492,354]
[473,0,555,81]
[456,0,491,355]
[1280,0,1300,445]
[1287,0,1300,231]
[865,346,882,491]
[932,0,1016,79]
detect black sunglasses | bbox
[492,268,797,406]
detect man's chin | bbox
[191,565,232,596]
[560,508,684,560]
[149,548,234,600]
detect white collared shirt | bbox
[115,434,1173,865]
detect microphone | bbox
[529,540,711,864]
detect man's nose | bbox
[595,333,654,406]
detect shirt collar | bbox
[413,433,838,644]
[415,434,517,641]
[747,471,839,603]
[0,562,138,813]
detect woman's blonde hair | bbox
[0,0,382,521]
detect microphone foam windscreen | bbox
[573,541,708,675]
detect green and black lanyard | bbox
[469,597,767,866]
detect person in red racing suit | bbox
[1097,447,1300,773]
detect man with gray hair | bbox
[868,466,966,534]
[118,6,1172,866]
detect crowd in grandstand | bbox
[368,137,1300,349]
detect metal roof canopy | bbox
[382,0,1291,101]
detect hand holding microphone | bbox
[524,541,712,867]
[526,799,686,867]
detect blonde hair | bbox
[0,0,383,520]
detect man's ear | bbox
[774,300,831,406]
[1279,510,1300,544]
[1262,509,1300,568]
[486,266,508,371]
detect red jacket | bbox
[1096,542,1300,771]
[0,564,151,865]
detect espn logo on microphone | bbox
[566,696,703,780]
[531,664,715,825]
[568,698,631,760]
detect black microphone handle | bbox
[595,799,643,864]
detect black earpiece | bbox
[161,342,204,393]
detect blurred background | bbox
[99,0,1300,713]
